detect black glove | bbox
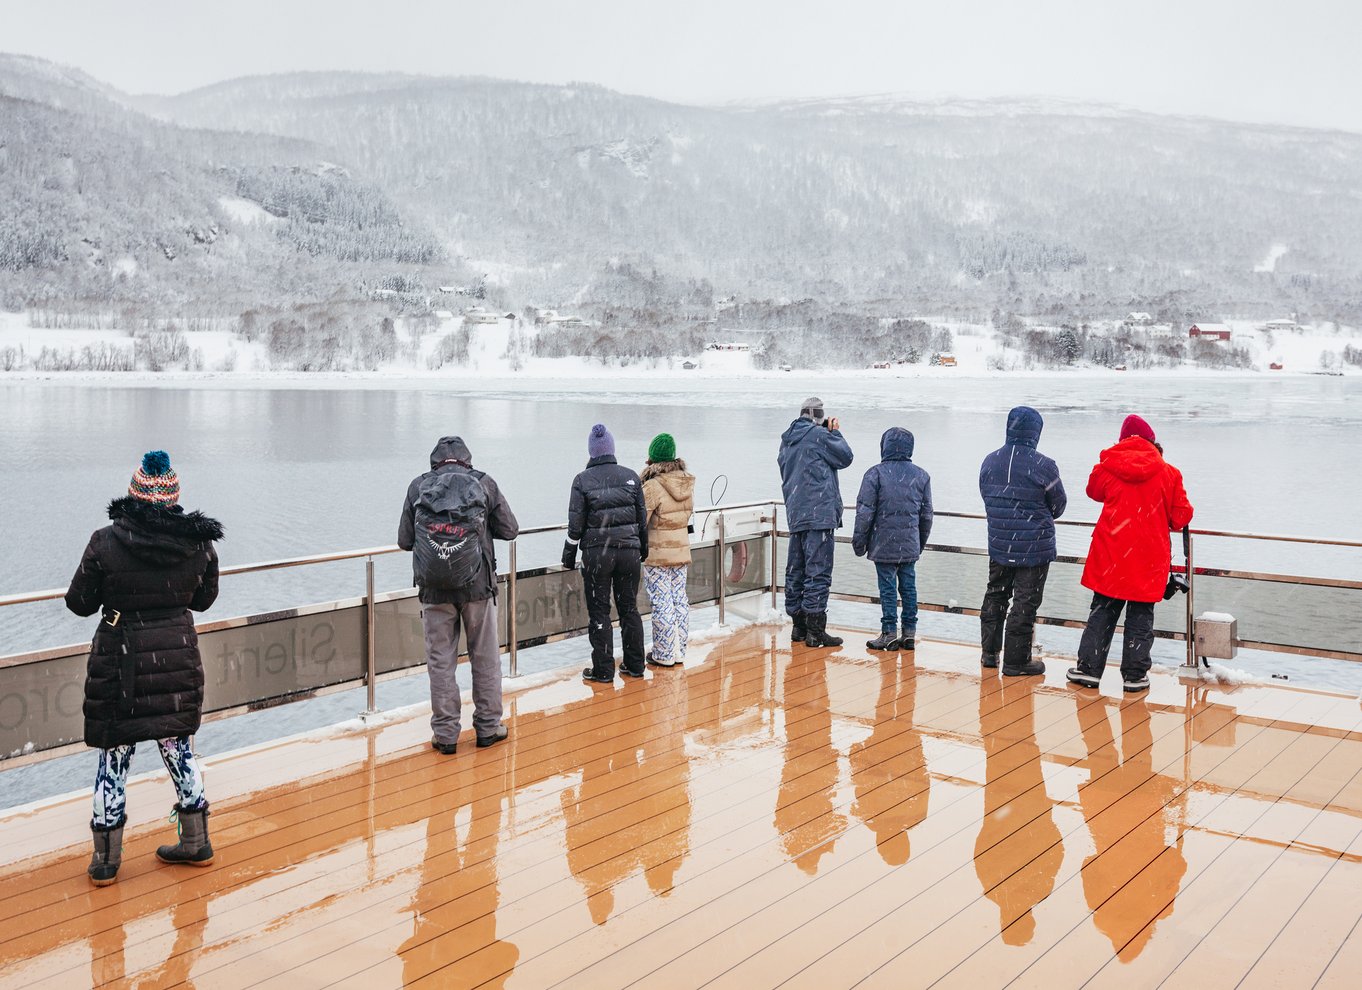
[561,540,578,571]
[640,543,649,563]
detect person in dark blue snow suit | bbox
[853,427,933,653]
[977,406,1067,677]
[778,397,854,649]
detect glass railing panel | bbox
[1194,572,1362,656]
[782,536,1190,637]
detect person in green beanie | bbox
[641,433,695,667]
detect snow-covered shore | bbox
[2,311,1358,384]
[3,364,1353,391]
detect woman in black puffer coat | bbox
[64,451,224,886]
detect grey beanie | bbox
[800,396,826,424]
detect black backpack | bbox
[412,470,489,590]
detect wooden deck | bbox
[3,625,1362,989]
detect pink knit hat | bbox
[1119,414,1156,444]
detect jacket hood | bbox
[782,417,818,445]
[108,497,223,563]
[1100,436,1164,483]
[648,467,695,501]
[1006,406,1043,449]
[880,427,915,461]
[641,458,689,481]
[429,436,472,469]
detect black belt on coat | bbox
[101,607,189,716]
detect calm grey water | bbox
[1,374,1359,808]
[2,375,1359,654]
[2,373,1362,650]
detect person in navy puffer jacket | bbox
[778,397,854,649]
[853,427,933,653]
[977,406,1067,676]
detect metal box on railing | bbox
[1195,613,1238,660]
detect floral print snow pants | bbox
[92,736,207,828]
[644,564,690,664]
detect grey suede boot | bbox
[88,818,125,886]
[866,629,900,651]
[156,804,215,867]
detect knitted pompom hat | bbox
[588,423,615,459]
[128,450,180,506]
[648,433,677,463]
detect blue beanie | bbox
[588,423,615,459]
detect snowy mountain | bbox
[4,54,1362,324]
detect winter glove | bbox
[852,542,866,557]
[561,540,578,571]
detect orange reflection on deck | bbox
[3,628,1362,988]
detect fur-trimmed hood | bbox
[108,496,223,564]
[641,458,688,482]
[642,460,694,503]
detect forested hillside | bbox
[0,57,452,315]
[4,54,1362,326]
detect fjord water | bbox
[2,375,1359,682]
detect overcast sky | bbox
[6,0,1362,131]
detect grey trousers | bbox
[421,599,503,744]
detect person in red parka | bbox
[1066,415,1194,692]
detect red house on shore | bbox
[1189,323,1233,341]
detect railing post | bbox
[507,539,519,678]
[769,502,779,610]
[717,510,727,627]
[364,555,378,716]
[1183,529,1197,669]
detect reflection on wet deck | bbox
[4,627,1362,989]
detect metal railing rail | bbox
[3,497,1359,769]
[771,501,1362,669]
[0,501,779,767]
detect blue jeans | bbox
[785,529,835,615]
[875,561,918,633]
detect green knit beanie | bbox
[648,433,677,463]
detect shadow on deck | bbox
[3,627,1362,989]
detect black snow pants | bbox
[1076,593,1156,680]
[979,561,1050,668]
[582,546,645,677]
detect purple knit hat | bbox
[588,423,615,459]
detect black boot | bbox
[803,613,843,648]
[156,804,214,867]
[898,627,916,652]
[866,629,900,651]
[790,611,807,643]
[1003,658,1046,677]
[88,817,125,887]
[981,652,1000,669]
[1066,667,1101,688]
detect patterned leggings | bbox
[92,736,207,828]
[644,564,690,664]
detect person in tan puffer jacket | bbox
[641,433,695,667]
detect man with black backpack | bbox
[398,436,520,754]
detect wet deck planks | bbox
[2,628,1361,989]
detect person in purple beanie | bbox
[563,424,648,682]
